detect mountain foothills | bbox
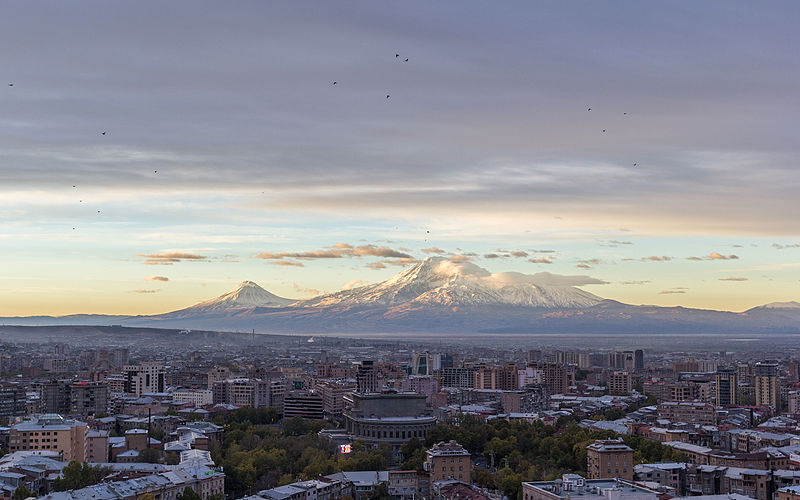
[2,257,799,334]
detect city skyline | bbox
[2,1,799,316]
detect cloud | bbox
[516,271,608,286]
[719,277,748,281]
[687,252,739,261]
[256,243,413,265]
[292,283,321,296]
[144,276,169,282]
[510,250,529,258]
[608,240,633,245]
[422,247,446,254]
[270,261,304,267]
[365,262,386,270]
[483,253,501,259]
[132,289,160,294]
[641,256,672,262]
[620,280,651,285]
[659,290,686,294]
[341,279,368,290]
[576,264,591,269]
[137,252,207,265]
[528,257,553,264]
[579,258,601,265]
[447,255,472,262]
[772,243,800,249]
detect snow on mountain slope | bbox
[176,281,295,313]
[297,257,603,309]
[751,301,800,310]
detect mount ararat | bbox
[3,257,799,334]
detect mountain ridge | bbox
[1,257,798,334]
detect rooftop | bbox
[523,477,659,500]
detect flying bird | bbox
[333,81,337,85]
[386,95,390,98]
[623,112,628,115]
[587,108,591,111]
[154,170,158,174]
[404,58,409,62]
[395,54,399,58]
[8,83,13,87]
[602,129,606,133]
[633,163,638,167]
[101,132,106,136]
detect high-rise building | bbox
[315,379,357,417]
[634,350,645,371]
[0,383,26,420]
[212,378,283,410]
[283,391,324,419]
[540,363,569,395]
[411,352,433,376]
[438,367,477,388]
[356,361,380,393]
[754,361,779,409]
[41,379,72,414]
[608,372,632,395]
[207,366,233,389]
[71,381,108,416]
[123,363,166,396]
[715,367,738,406]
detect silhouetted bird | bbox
[623,112,628,115]
[154,170,158,173]
[587,108,591,111]
[333,81,337,85]
[97,210,101,214]
[396,54,399,58]
[633,163,638,167]
[101,132,106,136]
[386,95,390,98]
[8,83,12,87]
[602,129,606,133]
[404,58,409,62]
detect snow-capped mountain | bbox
[169,281,295,314]
[299,257,602,309]
[2,259,798,335]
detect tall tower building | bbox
[715,367,738,406]
[123,362,166,396]
[634,350,645,371]
[411,352,433,376]
[754,361,779,409]
[356,360,379,393]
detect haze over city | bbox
[2,1,799,316]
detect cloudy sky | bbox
[2,1,799,316]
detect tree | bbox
[53,462,113,491]
[138,447,162,464]
[604,407,626,421]
[11,486,32,500]
[178,487,202,500]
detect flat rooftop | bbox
[524,479,659,500]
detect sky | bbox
[1,1,799,316]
